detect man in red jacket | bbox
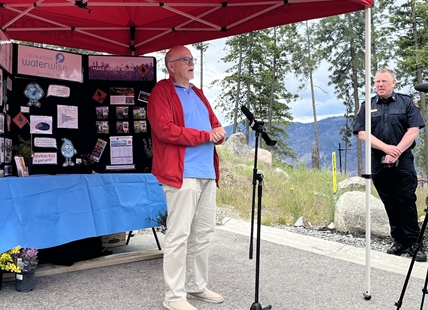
[147,45,226,310]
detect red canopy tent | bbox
[0,0,377,302]
[0,0,372,55]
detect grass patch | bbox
[216,146,428,227]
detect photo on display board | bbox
[96,106,109,119]
[138,91,150,103]
[116,121,129,134]
[134,120,147,133]
[6,114,11,132]
[110,87,134,105]
[0,137,4,164]
[4,138,12,163]
[133,107,146,120]
[0,113,4,134]
[4,164,12,176]
[96,121,109,134]
[115,106,128,119]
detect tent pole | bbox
[363,6,372,301]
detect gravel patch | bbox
[215,206,428,257]
[273,224,394,253]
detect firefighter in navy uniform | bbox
[353,68,426,262]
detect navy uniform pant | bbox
[372,158,420,246]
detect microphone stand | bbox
[247,120,275,310]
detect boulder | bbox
[337,176,366,191]
[334,191,390,237]
[223,132,251,157]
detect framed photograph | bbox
[0,113,4,134]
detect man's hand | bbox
[383,145,402,159]
[209,127,226,143]
[383,154,398,164]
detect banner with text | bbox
[88,55,155,81]
[17,45,83,83]
[0,30,12,73]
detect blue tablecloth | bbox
[0,173,166,253]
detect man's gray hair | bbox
[376,68,396,80]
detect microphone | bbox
[240,105,258,129]
[415,83,428,92]
[240,105,277,146]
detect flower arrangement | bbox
[0,246,22,273]
[14,247,38,272]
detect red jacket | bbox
[147,78,223,188]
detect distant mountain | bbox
[285,116,359,174]
[225,116,361,175]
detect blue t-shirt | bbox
[175,84,215,179]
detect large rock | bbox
[244,148,272,167]
[223,132,251,157]
[224,132,273,167]
[337,176,366,191]
[334,191,390,237]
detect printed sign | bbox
[88,55,155,81]
[47,85,70,98]
[34,137,57,149]
[17,45,83,83]
[0,30,12,73]
[33,153,57,165]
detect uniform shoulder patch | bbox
[413,100,419,108]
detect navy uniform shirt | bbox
[353,91,425,159]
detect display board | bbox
[1,44,157,176]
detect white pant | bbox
[162,178,216,302]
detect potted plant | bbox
[0,246,22,290]
[13,247,38,292]
[12,135,33,175]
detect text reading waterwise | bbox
[21,59,68,71]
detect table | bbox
[0,173,167,254]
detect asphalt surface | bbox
[1,218,428,310]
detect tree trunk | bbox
[233,37,243,134]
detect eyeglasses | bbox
[170,57,196,65]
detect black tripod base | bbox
[250,302,272,310]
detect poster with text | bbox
[57,105,78,129]
[109,136,133,165]
[17,45,83,83]
[88,55,155,81]
[0,30,12,73]
[30,115,53,134]
[110,87,134,105]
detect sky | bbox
[148,38,349,126]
